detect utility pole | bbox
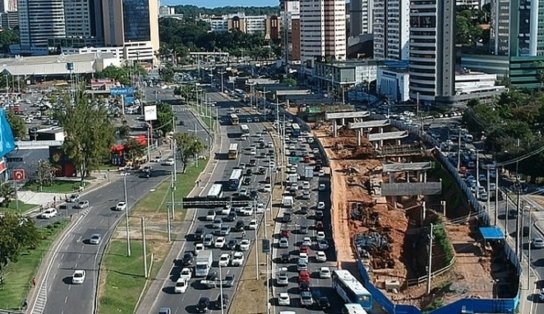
[486,166,491,222]
[505,193,509,236]
[426,224,434,295]
[476,150,480,200]
[124,175,131,257]
[494,164,499,226]
[528,206,532,288]
[142,217,148,278]
[516,188,521,258]
[254,198,259,279]
[457,129,461,171]
[219,262,225,314]
[171,168,176,217]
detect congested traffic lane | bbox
[271,128,343,313]
[150,92,276,313]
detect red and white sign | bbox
[12,169,25,181]
[0,159,6,174]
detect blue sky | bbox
[161,0,279,7]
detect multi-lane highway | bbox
[33,95,208,314]
[149,91,276,313]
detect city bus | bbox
[228,143,239,159]
[291,123,301,137]
[228,168,243,191]
[240,124,250,134]
[342,304,368,314]
[207,183,223,198]
[230,114,240,125]
[332,270,372,311]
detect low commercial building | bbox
[61,42,154,63]
[313,60,380,98]
[377,67,410,103]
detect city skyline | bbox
[161,0,280,7]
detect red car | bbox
[298,270,310,284]
[299,245,309,254]
[315,221,324,231]
[281,229,290,237]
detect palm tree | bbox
[0,183,15,207]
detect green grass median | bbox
[0,219,69,310]
[98,159,207,313]
[0,201,35,215]
[23,180,89,193]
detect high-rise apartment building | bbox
[64,0,92,38]
[409,0,455,105]
[18,0,66,51]
[1,0,16,12]
[349,0,373,36]
[280,0,301,62]
[300,0,346,66]
[373,0,410,60]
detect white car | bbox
[256,202,265,213]
[279,237,289,248]
[318,183,326,191]
[231,252,245,266]
[115,201,127,211]
[299,252,309,263]
[239,207,253,216]
[221,206,232,215]
[74,200,90,209]
[89,234,101,245]
[301,237,312,247]
[162,158,175,166]
[318,169,325,176]
[195,243,204,255]
[174,278,188,293]
[179,268,192,281]
[276,271,289,286]
[277,293,290,306]
[319,267,331,279]
[215,237,226,248]
[40,208,57,219]
[318,240,329,250]
[206,210,216,221]
[317,202,325,210]
[72,270,86,284]
[248,219,257,230]
[263,184,272,192]
[315,251,327,262]
[239,239,250,251]
[218,253,231,267]
[316,231,326,241]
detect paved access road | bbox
[35,108,207,314]
[149,91,276,313]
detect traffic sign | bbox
[12,169,25,181]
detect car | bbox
[297,259,308,271]
[115,201,127,211]
[225,211,237,222]
[39,207,58,219]
[174,278,188,293]
[222,274,235,288]
[206,210,216,221]
[218,253,231,267]
[276,237,289,249]
[248,219,257,230]
[215,237,226,248]
[195,243,204,255]
[67,194,80,203]
[72,270,86,284]
[320,267,332,279]
[299,206,309,215]
[243,177,252,185]
[162,158,175,166]
[315,251,327,262]
[212,218,222,229]
[276,271,289,286]
[206,270,218,281]
[299,245,309,254]
[298,270,310,284]
[159,307,172,314]
[239,239,250,251]
[318,240,329,250]
[315,210,324,221]
[89,234,101,245]
[317,202,325,210]
[299,224,309,234]
[239,188,249,197]
[280,252,290,263]
[300,290,313,307]
[532,238,544,249]
[203,234,214,247]
[299,252,309,263]
[301,237,312,247]
[197,297,210,313]
[318,169,325,176]
[277,293,290,306]
[231,252,245,266]
[282,213,292,223]
[316,231,326,241]
[179,267,192,281]
[215,293,230,310]
[263,184,272,192]
[194,227,204,241]
[219,226,231,236]
[200,279,217,289]
[239,206,253,216]
[317,296,331,309]
[74,200,90,209]
[245,168,253,176]
[221,205,232,215]
[256,202,265,213]
[318,183,326,191]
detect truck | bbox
[304,166,314,179]
[195,250,213,277]
[282,196,294,207]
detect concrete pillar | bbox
[397,139,401,146]
[419,171,423,182]
[357,129,361,146]
[380,127,384,133]
[441,200,446,216]
[423,171,427,182]
[341,118,345,126]
[405,171,409,182]
[379,140,383,148]
[333,120,337,137]
[389,172,394,183]
[422,201,426,222]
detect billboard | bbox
[144,105,157,121]
[110,87,135,96]
[0,109,16,157]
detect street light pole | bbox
[124,175,131,257]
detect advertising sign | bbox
[144,105,157,121]
[110,87,135,96]
[0,109,16,157]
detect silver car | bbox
[89,234,101,245]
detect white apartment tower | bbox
[409,0,456,104]
[373,0,410,60]
[350,0,373,36]
[300,0,346,66]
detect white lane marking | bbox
[64,296,68,303]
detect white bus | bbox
[230,114,240,125]
[228,143,239,159]
[207,183,224,198]
[240,124,250,134]
[228,168,244,191]
[342,304,368,314]
[332,270,372,311]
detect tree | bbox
[173,132,206,172]
[159,63,175,82]
[53,93,115,182]
[34,160,57,191]
[152,103,175,136]
[123,137,146,161]
[117,120,130,139]
[0,182,15,207]
[6,109,26,139]
[0,29,19,53]
[0,214,40,275]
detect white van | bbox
[282,196,294,207]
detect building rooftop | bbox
[0,53,116,67]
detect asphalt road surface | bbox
[36,107,207,314]
[149,91,276,313]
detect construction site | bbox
[307,112,518,311]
